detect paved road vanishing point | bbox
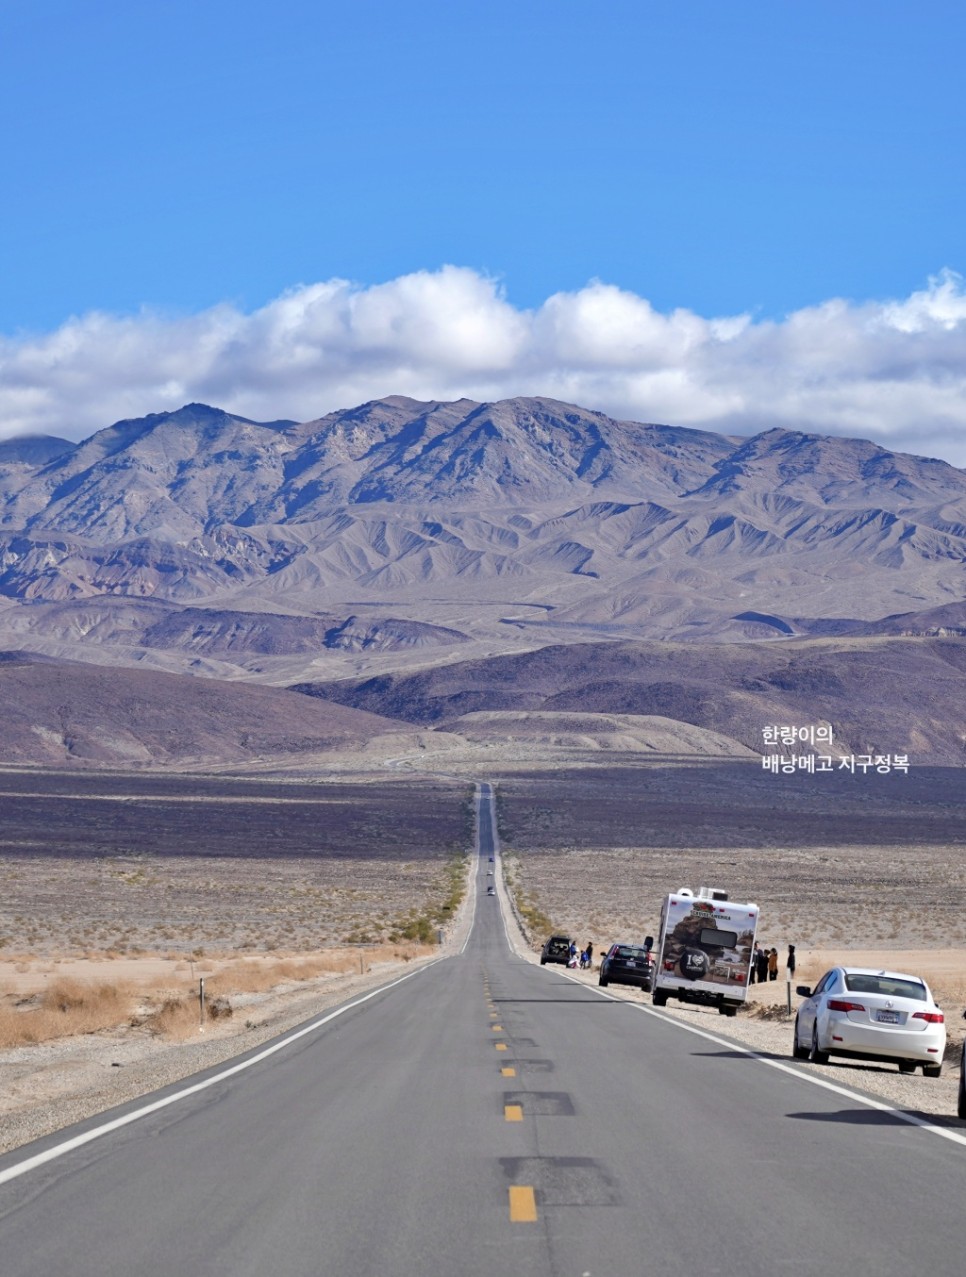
[1,782,964,1275]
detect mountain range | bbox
[1,395,965,765]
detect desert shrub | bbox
[206,996,232,1020]
[147,996,199,1039]
[0,980,136,1047]
[430,853,469,927]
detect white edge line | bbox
[459,783,483,955]
[484,782,515,951]
[0,960,440,1187]
[555,970,966,1149]
[478,782,515,952]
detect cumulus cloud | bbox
[2,264,966,465]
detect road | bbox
[1,781,963,1275]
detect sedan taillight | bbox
[827,999,866,1013]
[912,1010,944,1023]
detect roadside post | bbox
[786,943,796,1017]
[199,977,205,1032]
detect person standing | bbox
[786,944,796,978]
[749,942,761,984]
[756,945,769,985]
[768,948,779,981]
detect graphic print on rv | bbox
[652,887,758,1017]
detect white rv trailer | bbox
[651,887,759,1017]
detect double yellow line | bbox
[485,976,537,1223]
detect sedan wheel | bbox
[792,1016,810,1060]
[898,1061,916,1074]
[810,1025,830,1065]
[922,1062,943,1079]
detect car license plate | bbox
[876,1010,899,1024]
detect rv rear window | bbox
[699,928,738,949]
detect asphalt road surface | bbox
[1,781,964,1275]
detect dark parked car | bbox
[541,935,572,966]
[599,943,655,990]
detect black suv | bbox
[540,935,572,966]
[599,943,655,990]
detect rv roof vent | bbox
[677,887,694,897]
[696,886,728,901]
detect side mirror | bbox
[796,986,812,998]
[962,1009,966,1021]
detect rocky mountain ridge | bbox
[1,395,965,674]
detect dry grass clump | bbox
[144,997,203,1041]
[203,948,401,997]
[0,978,137,1048]
[0,945,432,1048]
[207,957,322,996]
[144,945,431,1038]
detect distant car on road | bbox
[540,935,572,966]
[793,967,946,1076]
[599,944,655,990]
[487,885,496,896]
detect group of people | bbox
[750,942,795,984]
[567,940,593,970]
[561,938,793,983]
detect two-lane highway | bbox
[1,781,964,1275]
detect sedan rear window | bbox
[843,974,927,1001]
[614,947,647,959]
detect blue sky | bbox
[2,0,965,461]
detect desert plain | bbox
[1,738,965,1154]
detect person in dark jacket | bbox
[786,944,796,977]
[756,945,769,985]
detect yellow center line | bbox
[491,1025,502,1032]
[509,1185,538,1222]
[495,1042,507,1051]
[504,1104,523,1122]
[500,1066,516,1076]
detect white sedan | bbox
[793,966,946,1076]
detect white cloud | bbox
[2,265,966,465]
